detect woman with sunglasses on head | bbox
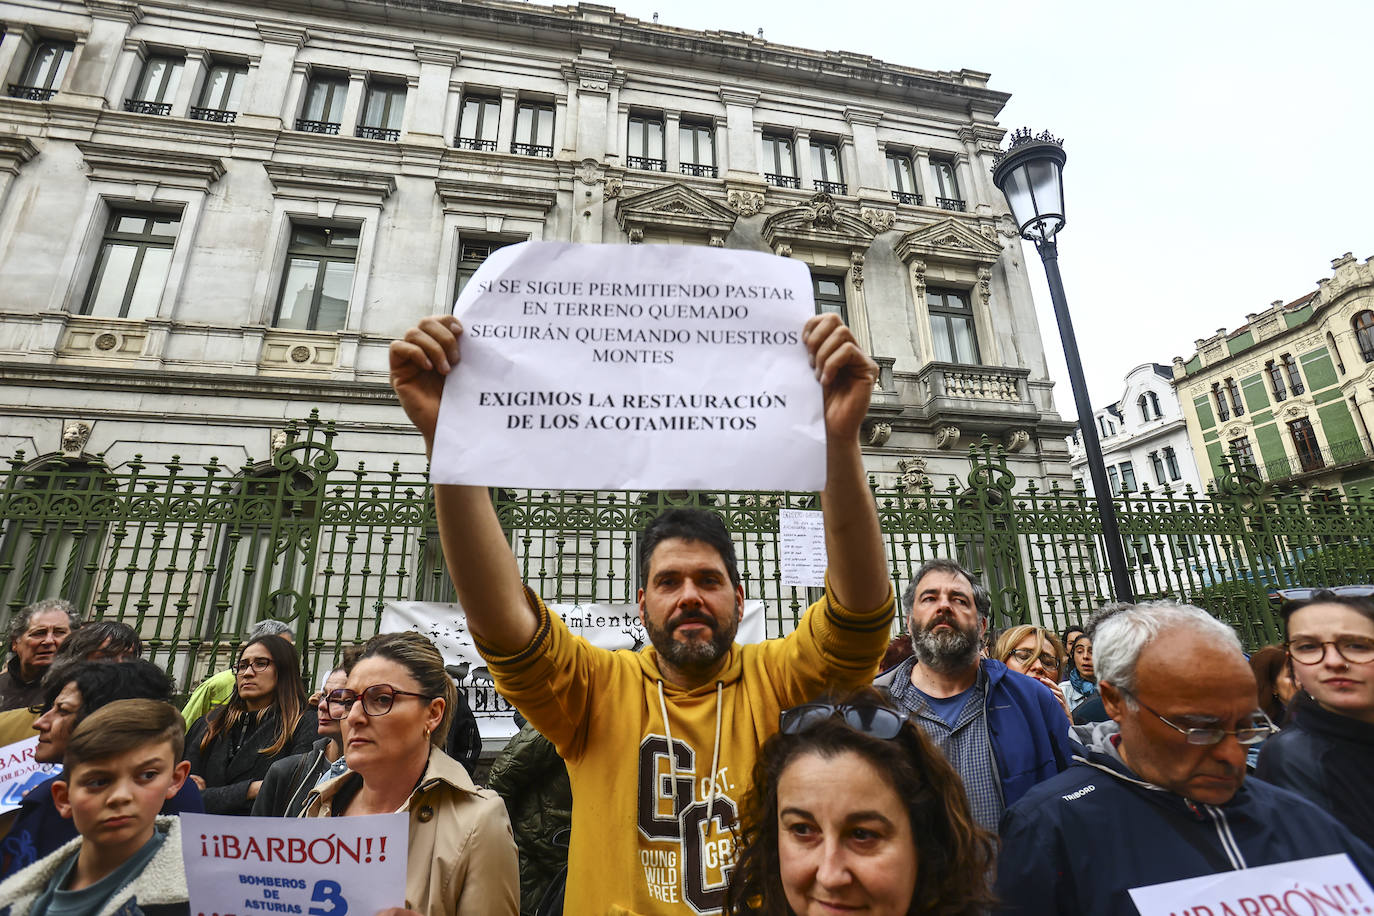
[303,631,518,916]
[725,688,995,916]
[994,625,1071,719]
[1257,589,1374,848]
[185,634,316,815]
[1058,634,1097,713]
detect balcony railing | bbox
[627,155,666,172]
[917,362,1031,406]
[356,125,399,141]
[1246,437,1374,483]
[679,162,718,178]
[892,190,922,205]
[7,84,56,101]
[456,137,497,151]
[123,99,171,116]
[295,118,340,135]
[511,142,553,158]
[814,179,847,195]
[936,197,966,212]
[765,172,800,189]
[189,107,237,123]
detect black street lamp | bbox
[993,128,1135,603]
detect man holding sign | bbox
[390,244,893,916]
[996,602,1374,915]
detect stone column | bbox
[955,152,978,210]
[844,106,887,200]
[794,128,812,192]
[0,135,38,216]
[959,127,998,208]
[664,111,680,173]
[712,114,728,177]
[572,71,611,161]
[0,25,33,88]
[279,62,308,125]
[103,37,140,110]
[497,87,518,152]
[68,1,140,104]
[239,25,307,129]
[719,86,760,180]
[406,46,458,145]
[339,71,367,135]
[913,150,933,206]
[173,49,208,117]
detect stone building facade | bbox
[1067,362,1204,501]
[0,0,1072,488]
[1172,253,1374,492]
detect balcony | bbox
[765,172,800,189]
[913,362,1038,428]
[356,125,399,141]
[679,162,718,178]
[7,84,56,101]
[123,99,171,116]
[936,197,966,212]
[189,107,237,123]
[892,190,922,205]
[511,142,553,158]
[814,179,847,195]
[1249,437,1374,484]
[627,155,666,172]
[295,118,340,135]
[456,137,497,151]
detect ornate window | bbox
[679,119,716,177]
[81,209,181,319]
[1281,353,1304,395]
[126,54,183,115]
[357,79,405,141]
[455,238,516,298]
[1229,436,1257,471]
[1138,391,1161,421]
[1224,377,1244,417]
[298,72,348,133]
[627,112,666,172]
[1212,383,1229,421]
[1356,311,1374,363]
[273,223,358,331]
[10,40,72,100]
[192,60,246,122]
[1288,418,1323,472]
[931,157,963,211]
[456,93,499,151]
[887,151,919,204]
[762,133,798,188]
[1162,446,1181,481]
[1266,360,1287,401]
[810,139,845,194]
[1149,451,1166,485]
[926,287,979,364]
[512,101,554,157]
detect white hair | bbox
[1094,601,1242,704]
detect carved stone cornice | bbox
[256,24,309,48]
[761,191,875,255]
[85,0,141,24]
[0,135,39,176]
[434,178,556,216]
[719,86,760,107]
[263,162,394,206]
[414,45,460,68]
[844,106,883,127]
[77,141,225,190]
[615,182,737,244]
[894,217,1001,268]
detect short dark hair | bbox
[638,508,740,590]
[724,688,995,916]
[901,558,991,623]
[42,660,173,727]
[64,699,184,770]
[8,598,81,648]
[1281,589,1374,633]
[54,620,142,663]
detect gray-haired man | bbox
[875,558,1072,829]
[0,599,81,712]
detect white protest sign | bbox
[181,812,407,916]
[1127,853,1374,916]
[0,736,61,814]
[431,241,825,491]
[381,599,768,740]
[779,509,827,587]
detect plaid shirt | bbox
[886,656,1003,830]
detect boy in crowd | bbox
[0,700,192,916]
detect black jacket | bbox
[184,705,317,814]
[997,734,1374,915]
[0,658,43,714]
[251,737,338,818]
[488,723,572,916]
[1257,691,1374,849]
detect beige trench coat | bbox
[304,746,519,916]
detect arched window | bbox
[1354,311,1374,363]
[1138,393,1150,422]
[1137,391,1161,421]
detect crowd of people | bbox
[0,310,1369,915]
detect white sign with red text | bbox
[0,736,60,814]
[181,812,407,916]
[1127,854,1374,916]
[431,241,825,491]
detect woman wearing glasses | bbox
[725,688,994,916]
[1257,589,1374,848]
[303,631,518,916]
[994,625,1071,719]
[184,634,316,814]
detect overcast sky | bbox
[544,0,1373,421]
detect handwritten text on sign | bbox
[779,509,827,588]
[431,242,825,491]
[181,812,407,916]
[1127,853,1374,916]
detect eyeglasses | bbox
[779,702,908,740]
[1010,648,1061,669]
[1119,688,1274,746]
[234,658,273,673]
[326,684,437,718]
[1287,637,1374,666]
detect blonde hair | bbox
[993,625,1065,668]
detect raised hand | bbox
[388,316,463,452]
[802,312,879,445]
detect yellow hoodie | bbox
[477,580,894,916]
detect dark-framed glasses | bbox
[1120,688,1273,746]
[234,657,273,673]
[326,684,437,717]
[1010,648,1061,670]
[1287,637,1374,666]
[779,702,908,740]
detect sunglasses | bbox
[779,702,908,740]
[1275,585,1374,601]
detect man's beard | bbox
[644,606,739,673]
[911,613,980,675]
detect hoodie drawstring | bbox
[655,679,726,827]
[707,680,723,825]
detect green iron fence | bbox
[3,410,1373,691]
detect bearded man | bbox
[876,558,1074,829]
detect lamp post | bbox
[992,128,1135,603]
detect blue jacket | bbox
[0,774,203,881]
[876,657,1075,810]
[997,737,1374,915]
